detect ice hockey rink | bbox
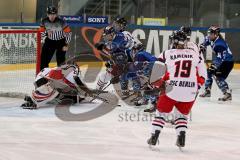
[0,68,240,160]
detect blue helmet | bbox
[103,26,115,36]
[113,16,127,32]
[114,16,127,27]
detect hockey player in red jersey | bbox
[147,30,207,148]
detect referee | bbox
[39,6,72,70]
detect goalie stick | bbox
[89,81,112,102]
[42,75,111,104]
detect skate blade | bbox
[217,99,232,104]
[176,143,184,152]
[199,96,210,98]
[218,98,232,102]
[148,145,160,152]
[178,146,184,152]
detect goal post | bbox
[0,29,41,98]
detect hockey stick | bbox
[99,50,112,60]
[122,80,157,102]
[89,81,112,103]
[42,75,110,104]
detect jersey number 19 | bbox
[174,60,192,78]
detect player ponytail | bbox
[218,33,225,40]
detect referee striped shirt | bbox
[39,17,72,44]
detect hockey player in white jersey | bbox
[147,30,207,148]
[21,64,94,109]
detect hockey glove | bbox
[199,44,206,54]
[208,64,218,74]
[197,76,205,90]
[110,76,120,84]
[105,60,113,68]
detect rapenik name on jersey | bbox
[170,54,193,60]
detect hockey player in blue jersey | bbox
[111,17,145,99]
[122,46,159,107]
[95,26,138,98]
[199,26,234,101]
[112,16,144,55]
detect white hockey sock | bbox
[152,116,165,133]
[151,111,166,134]
[174,117,188,135]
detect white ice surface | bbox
[0,70,240,160]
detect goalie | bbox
[21,64,95,109]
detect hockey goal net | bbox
[0,29,41,98]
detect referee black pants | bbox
[40,38,67,70]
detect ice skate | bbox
[129,91,142,103]
[121,90,129,99]
[147,130,160,146]
[21,95,37,109]
[176,131,186,148]
[144,104,156,113]
[199,89,211,97]
[218,91,232,101]
[24,95,32,102]
[21,101,37,109]
[134,97,148,106]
